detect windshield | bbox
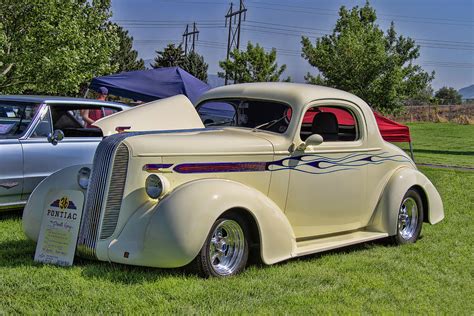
[197,99,292,134]
[0,101,42,139]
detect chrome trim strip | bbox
[0,201,27,211]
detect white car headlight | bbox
[77,167,91,190]
[145,174,169,199]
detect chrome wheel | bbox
[398,197,419,240]
[209,219,245,276]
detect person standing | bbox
[81,87,108,127]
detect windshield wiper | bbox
[252,115,287,132]
[205,119,234,126]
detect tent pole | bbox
[83,88,90,98]
[409,141,415,162]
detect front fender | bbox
[22,164,90,242]
[368,167,444,235]
[111,179,296,268]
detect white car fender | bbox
[369,167,444,235]
[132,178,296,268]
[22,164,90,242]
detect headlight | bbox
[77,167,91,190]
[145,174,169,199]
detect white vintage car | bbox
[23,83,444,277]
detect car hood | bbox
[94,95,204,136]
[123,127,275,157]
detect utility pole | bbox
[225,0,247,84]
[182,22,199,56]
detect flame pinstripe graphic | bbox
[155,152,412,175]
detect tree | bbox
[181,51,209,83]
[0,0,119,96]
[434,86,462,105]
[219,42,288,83]
[110,24,145,72]
[301,2,434,113]
[151,44,185,68]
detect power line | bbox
[246,0,474,24]
[115,19,474,46]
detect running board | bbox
[295,231,389,257]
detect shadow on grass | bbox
[0,239,37,268]
[0,233,423,282]
[0,237,187,282]
[78,259,189,284]
[0,209,23,220]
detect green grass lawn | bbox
[398,122,474,167]
[0,167,473,314]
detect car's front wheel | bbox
[193,214,249,277]
[392,188,424,245]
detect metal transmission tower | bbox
[224,0,247,84]
[182,22,199,55]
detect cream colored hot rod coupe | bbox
[23,83,444,277]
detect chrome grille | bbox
[100,144,129,240]
[76,133,131,259]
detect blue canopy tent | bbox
[89,67,210,103]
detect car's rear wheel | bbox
[194,214,249,277]
[391,188,424,245]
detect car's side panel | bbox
[0,140,24,208]
[20,138,98,200]
[368,167,444,235]
[107,179,296,268]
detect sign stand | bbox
[34,190,84,266]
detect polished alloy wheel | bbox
[398,197,419,240]
[209,219,245,276]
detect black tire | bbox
[193,213,249,278]
[391,188,424,245]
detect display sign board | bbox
[34,190,84,266]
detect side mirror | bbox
[297,134,324,151]
[306,134,324,146]
[47,130,64,145]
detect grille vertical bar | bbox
[100,144,129,239]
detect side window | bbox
[31,108,52,138]
[300,106,359,142]
[50,105,103,138]
[198,102,236,126]
[102,106,119,117]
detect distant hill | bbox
[459,84,474,99]
[144,59,154,69]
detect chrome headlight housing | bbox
[145,174,169,199]
[77,167,91,190]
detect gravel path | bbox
[417,163,474,172]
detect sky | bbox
[111,0,474,90]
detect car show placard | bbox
[34,190,84,266]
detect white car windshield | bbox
[0,102,41,139]
[197,99,292,134]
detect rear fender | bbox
[368,167,444,235]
